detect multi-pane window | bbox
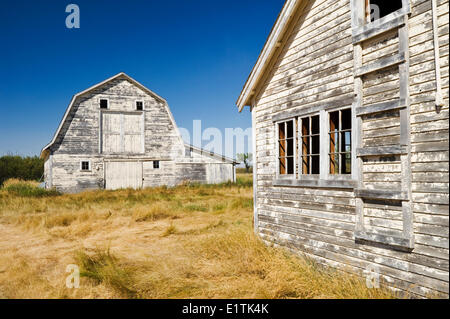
[153,161,160,169]
[136,101,143,111]
[276,109,353,178]
[278,120,295,175]
[329,108,352,175]
[81,161,90,171]
[300,115,320,175]
[100,99,108,109]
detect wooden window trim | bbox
[328,108,352,176]
[136,100,144,111]
[99,98,109,109]
[80,160,91,172]
[276,119,296,179]
[298,114,320,177]
[351,0,411,41]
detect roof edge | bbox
[184,143,238,164]
[236,0,301,112]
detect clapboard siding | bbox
[43,74,235,192]
[244,0,449,297]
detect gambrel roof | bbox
[40,72,182,159]
[236,0,301,112]
[41,72,237,164]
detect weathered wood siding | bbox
[44,75,235,192]
[252,0,449,297]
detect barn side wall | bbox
[252,0,448,297]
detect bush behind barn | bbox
[0,155,44,186]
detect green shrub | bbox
[3,181,60,198]
[0,155,44,186]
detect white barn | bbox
[41,72,237,193]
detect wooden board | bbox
[105,161,143,190]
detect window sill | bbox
[352,5,411,44]
[273,178,357,189]
[355,230,414,251]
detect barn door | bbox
[105,161,143,190]
[102,112,144,154]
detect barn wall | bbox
[49,155,104,193]
[252,0,448,297]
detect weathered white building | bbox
[237,0,448,297]
[41,72,237,192]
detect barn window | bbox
[300,115,320,175]
[329,108,352,175]
[100,99,108,109]
[365,0,403,23]
[278,120,295,175]
[153,161,160,169]
[136,101,143,111]
[80,161,90,171]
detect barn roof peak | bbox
[40,72,171,159]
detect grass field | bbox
[0,176,396,299]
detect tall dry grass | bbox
[0,174,398,299]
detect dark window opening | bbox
[153,161,160,169]
[329,108,352,175]
[300,115,320,175]
[278,120,295,175]
[136,101,143,111]
[81,161,90,171]
[100,99,108,109]
[368,0,403,22]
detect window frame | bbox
[272,104,357,188]
[99,98,109,110]
[298,113,321,180]
[135,100,144,111]
[275,119,296,179]
[153,160,160,169]
[328,107,353,177]
[80,160,91,172]
[351,0,411,38]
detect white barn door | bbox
[102,112,144,154]
[105,161,143,190]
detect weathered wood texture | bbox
[44,75,235,193]
[250,0,449,297]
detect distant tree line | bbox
[0,155,44,186]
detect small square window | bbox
[100,99,108,109]
[153,161,160,169]
[136,101,143,111]
[81,161,90,171]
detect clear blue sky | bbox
[0,0,284,156]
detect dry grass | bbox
[0,175,397,299]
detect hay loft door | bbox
[101,111,144,154]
